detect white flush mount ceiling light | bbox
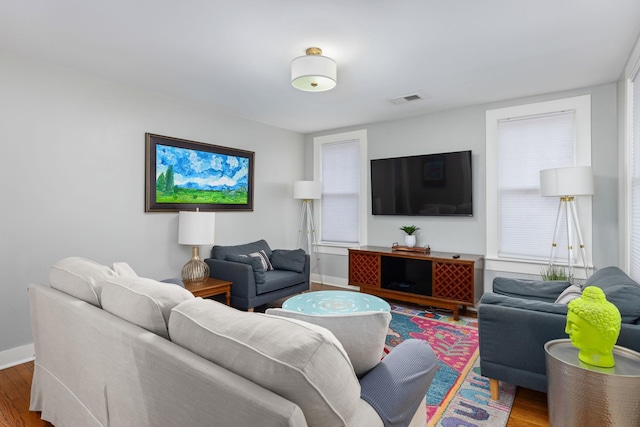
[291,47,337,92]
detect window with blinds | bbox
[630,68,640,279]
[497,111,576,262]
[320,139,360,244]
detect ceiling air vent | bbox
[387,93,424,105]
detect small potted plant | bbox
[400,225,420,248]
[540,264,571,282]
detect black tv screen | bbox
[371,150,472,216]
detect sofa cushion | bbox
[101,276,194,339]
[255,270,305,295]
[169,298,361,427]
[266,308,391,377]
[210,239,272,260]
[554,284,583,304]
[226,254,266,284]
[583,266,640,324]
[480,293,569,316]
[49,257,118,307]
[492,277,571,303]
[247,250,274,271]
[270,249,306,273]
[112,261,138,277]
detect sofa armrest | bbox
[205,258,257,299]
[492,277,571,303]
[478,293,569,377]
[359,339,438,427]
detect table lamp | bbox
[178,210,216,285]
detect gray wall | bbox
[0,50,305,358]
[306,83,619,286]
[0,47,623,362]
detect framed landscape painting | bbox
[145,133,254,212]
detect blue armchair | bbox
[478,267,640,399]
[204,239,310,311]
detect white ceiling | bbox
[1,0,639,134]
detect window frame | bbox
[313,129,368,255]
[623,45,640,278]
[486,95,592,277]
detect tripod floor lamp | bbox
[294,180,321,259]
[539,166,594,278]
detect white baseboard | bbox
[0,343,35,370]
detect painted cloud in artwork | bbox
[156,144,249,191]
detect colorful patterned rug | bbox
[387,305,516,427]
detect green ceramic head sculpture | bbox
[565,286,621,368]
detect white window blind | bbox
[630,68,640,280]
[320,139,360,244]
[497,111,575,261]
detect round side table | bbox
[282,290,390,314]
[545,339,640,427]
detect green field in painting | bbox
[156,187,247,204]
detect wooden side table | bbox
[184,277,232,306]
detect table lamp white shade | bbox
[178,211,216,245]
[293,180,322,200]
[540,166,594,197]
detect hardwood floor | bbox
[0,284,548,426]
[0,361,52,427]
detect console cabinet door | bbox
[349,252,380,288]
[432,261,474,303]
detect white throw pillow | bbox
[169,298,361,427]
[265,308,391,377]
[50,257,118,307]
[101,276,194,339]
[112,261,138,277]
[555,284,583,304]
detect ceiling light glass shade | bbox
[293,180,322,200]
[291,51,337,92]
[539,166,594,197]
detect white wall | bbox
[0,50,305,362]
[306,83,619,288]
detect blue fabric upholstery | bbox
[360,339,438,427]
[270,249,306,273]
[582,266,640,324]
[479,267,640,395]
[210,239,273,260]
[492,277,571,303]
[225,254,266,284]
[205,240,310,310]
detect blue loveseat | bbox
[478,266,640,399]
[205,239,310,310]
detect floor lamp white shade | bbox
[178,211,216,284]
[293,180,322,200]
[540,166,594,197]
[539,166,593,278]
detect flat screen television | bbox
[371,150,472,216]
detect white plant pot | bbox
[405,235,416,248]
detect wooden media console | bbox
[348,246,484,320]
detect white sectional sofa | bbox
[28,257,438,427]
